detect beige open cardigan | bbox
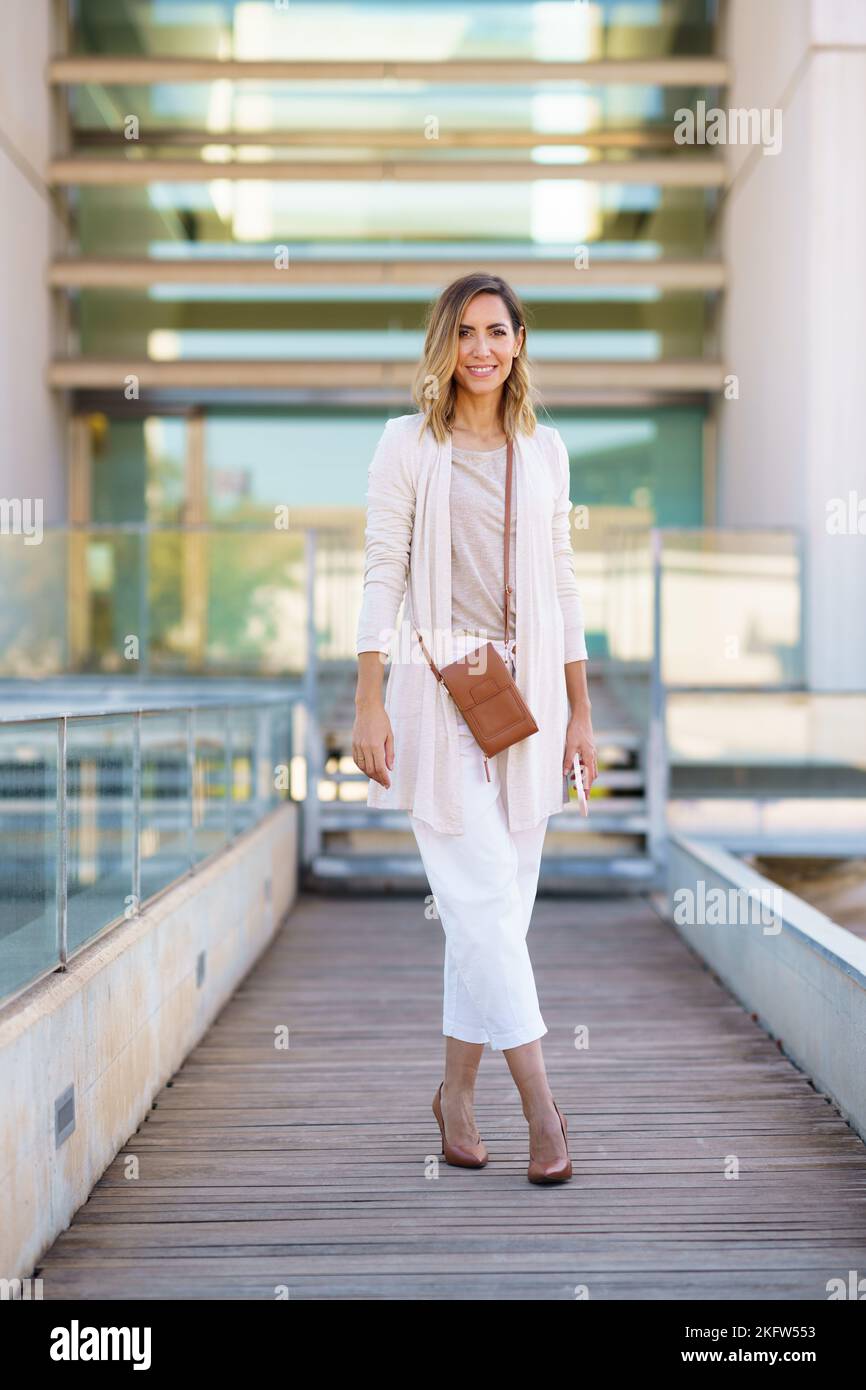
[355,412,588,834]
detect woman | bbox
[352,272,596,1184]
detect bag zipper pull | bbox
[482,754,491,783]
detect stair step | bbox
[318,768,645,789]
[548,811,649,833]
[325,730,645,755]
[311,853,426,878]
[305,852,659,895]
[539,855,657,882]
[318,801,648,832]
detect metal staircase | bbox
[301,660,663,895]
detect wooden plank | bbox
[34,1248,866,1273]
[29,1269,838,1302]
[34,894,866,1299]
[61,1223,866,1246]
[66,416,91,666]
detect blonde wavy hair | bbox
[411,273,538,444]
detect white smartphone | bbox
[566,755,589,817]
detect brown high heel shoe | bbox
[432,1081,489,1168]
[527,1099,572,1184]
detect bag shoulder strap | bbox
[503,436,513,643]
[415,433,514,677]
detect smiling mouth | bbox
[466,364,497,377]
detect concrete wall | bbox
[0,802,299,1284]
[0,0,66,517]
[667,835,866,1145]
[718,0,866,690]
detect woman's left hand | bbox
[563,712,598,792]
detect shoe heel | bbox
[432,1082,446,1155]
[527,1099,572,1185]
[432,1080,489,1169]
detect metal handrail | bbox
[0,694,291,725]
[39,522,353,534]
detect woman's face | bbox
[452,293,524,399]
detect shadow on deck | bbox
[36,893,866,1301]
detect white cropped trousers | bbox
[409,634,549,1051]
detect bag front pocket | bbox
[470,686,526,741]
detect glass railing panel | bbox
[204,532,307,673]
[0,533,68,678]
[66,715,135,950]
[147,531,309,675]
[89,417,188,525]
[192,708,229,861]
[140,710,192,902]
[667,691,866,776]
[315,530,365,663]
[0,721,60,999]
[72,531,146,674]
[228,705,259,835]
[272,703,295,806]
[604,526,654,730]
[660,531,803,687]
[606,527,654,665]
[0,528,315,679]
[146,531,188,671]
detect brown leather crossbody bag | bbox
[414,436,539,781]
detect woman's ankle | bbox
[521,1090,556,1123]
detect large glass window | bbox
[75,286,715,362]
[84,406,703,524]
[90,415,187,523]
[74,1,718,62]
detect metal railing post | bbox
[795,527,807,687]
[139,530,150,676]
[57,717,68,967]
[255,703,270,821]
[647,529,669,884]
[187,707,196,871]
[302,529,323,867]
[225,707,233,842]
[132,711,141,915]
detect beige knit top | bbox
[449,442,587,662]
[449,444,516,642]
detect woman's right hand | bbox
[352,701,395,788]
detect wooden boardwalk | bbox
[38,893,866,1300]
